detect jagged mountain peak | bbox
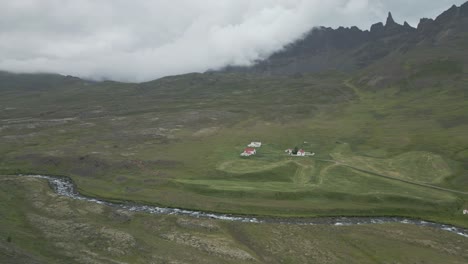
[435,4,460,23]
[403,21,415,30]
[220,1,467,76]
[462,1,468,14]
[417,18,434,30]
[370,22,384,33]
[386,12,396,26]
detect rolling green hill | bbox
[0,67,467,226]
[1,2,468,263]
[2,176,467,263]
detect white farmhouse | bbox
[297,149,306,156]
[248,142,262,148]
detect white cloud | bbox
[0,0,465,82]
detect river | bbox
[21,174,468,238]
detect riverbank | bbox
[18,174,468,237]
[2,174,468,263]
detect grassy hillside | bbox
[2,176,467,263]
[2,3,468,262]
[1,70,467,227]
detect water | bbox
[21,174,468,238]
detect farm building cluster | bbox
[241,142,262,156]
[285,148,315,157]
[240,141,315,158]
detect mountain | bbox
[0,71,85,90]
[2,3,468,263]
[222,1,468,89]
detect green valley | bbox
[1,2,468,263]
[1,70,467,227]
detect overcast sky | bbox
[0,0,465,82]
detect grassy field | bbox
[0,70,467,227]
[1,176,467,264]
[2,8,468,261]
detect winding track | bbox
[337,80,468,196]
[313,158,468,195]
[15,174,468,238]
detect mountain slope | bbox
[0,1,467,226]
[222,1,468,84]
[1,3,468,263]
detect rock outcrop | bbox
[220,1,468,76]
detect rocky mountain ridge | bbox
[221,2,468,78]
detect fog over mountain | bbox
[0,0,465,82]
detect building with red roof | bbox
[241,147,256,156]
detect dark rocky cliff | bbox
[220,2,468,77]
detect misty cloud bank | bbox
[0,0,465,82]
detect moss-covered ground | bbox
[1,176,467,264]
[1,71,467,226]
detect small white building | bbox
[285,149,293,154]
[464,209,468,215]
[297,149,306,156]
[248,142,262,148]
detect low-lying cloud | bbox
[0,0,464,82]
